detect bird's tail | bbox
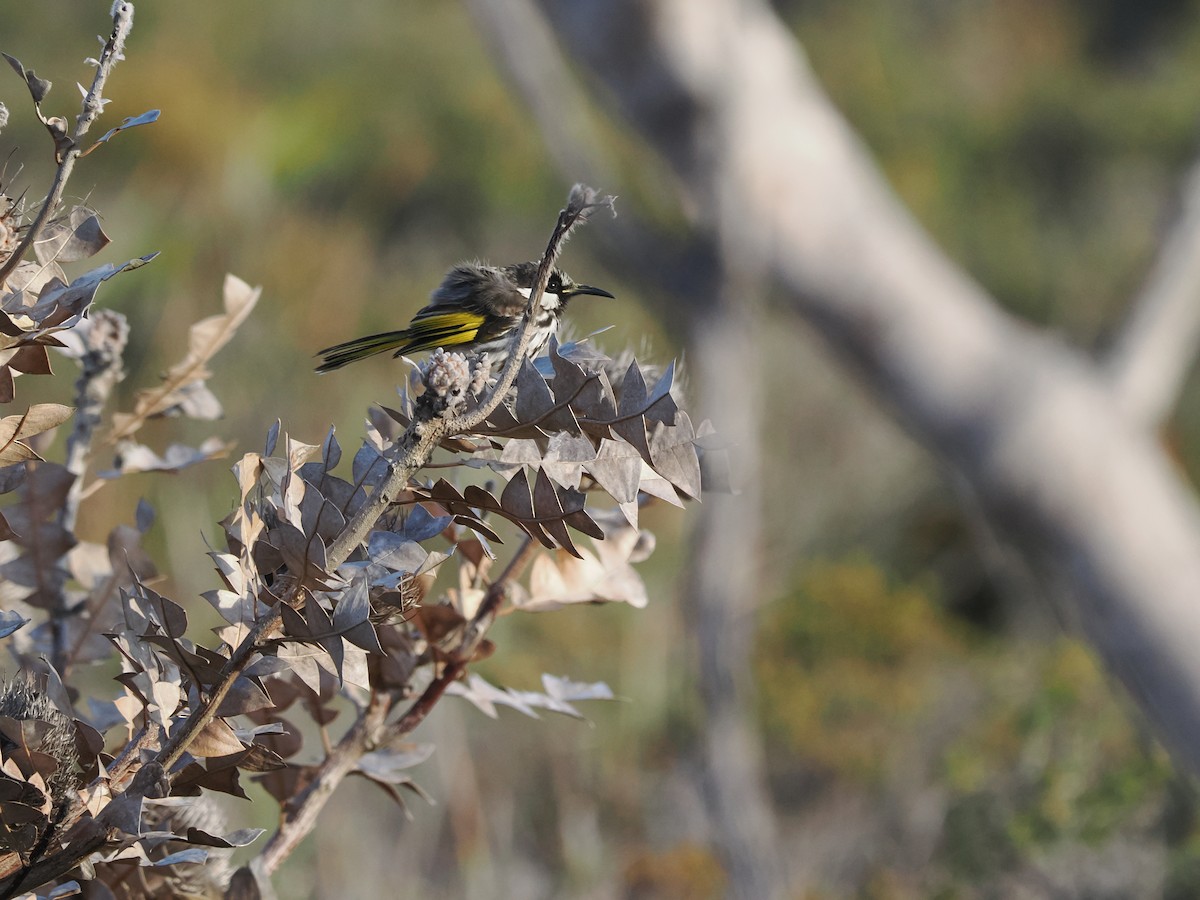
[315,330,411,372]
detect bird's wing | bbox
[431,264,528,316]
[399,310,487,353]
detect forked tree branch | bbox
[535,0,1200,786]
[1105,154,1200,428]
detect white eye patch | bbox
[518,286,561,311]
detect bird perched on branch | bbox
[315,261,614,373]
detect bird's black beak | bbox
[562,283,615,299]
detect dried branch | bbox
[0,2,135,288]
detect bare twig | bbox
[258,689,394,874]
[0,2,135,288]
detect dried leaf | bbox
[587,439,642,503]
[333,577,383,655]
[0,403,72,464]
[33,208,110,264]
[181,825,265,849]
[2,53,51,104]
[649,412,702,498]
[189,720,245,759]
[0,610,29,638]
[80,108,161,156]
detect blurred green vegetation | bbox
[5,0,1200,896]
[759,561,1200,895]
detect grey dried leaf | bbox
[182,825,265,849]
[448,671,611,721]
[541,432,595,490]
[0,464,27,494]
[264,419,281,457]
[351,440,390,492]
[131,583,188,638]
[542,673,615,704]
[365,532,431,577]
[355,743,435,783]
[642,360,680,426]
[274,645,322,695]
[27,254,157,334]
[303,594,344,679]
[0,610,29,638]
[33,208,111,264]
[135,497,155,533]
[333,577,383,656]
[513,358,578,432]
[649,412,702,499]
[531,468,579,557]
[587,438,642,503]
[393,505,452,543]
[2,53,51,104]
[107,523,157,584]
[150,847,210,867]
[214,678,272,718]
[266,523,333,589]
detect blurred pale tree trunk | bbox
[476,0,1200,896]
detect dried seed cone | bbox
[0,679,81,857]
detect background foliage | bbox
[6,0,1200,896]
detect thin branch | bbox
[0,2,135,288]
[257,689,394,875]
[1104,154,1200,428]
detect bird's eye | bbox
[548,274,562,293]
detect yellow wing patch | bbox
[404,311,484,352]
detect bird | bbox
[315,261,614,373]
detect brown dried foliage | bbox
[0,7,715,899]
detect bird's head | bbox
[506,262,615,310]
